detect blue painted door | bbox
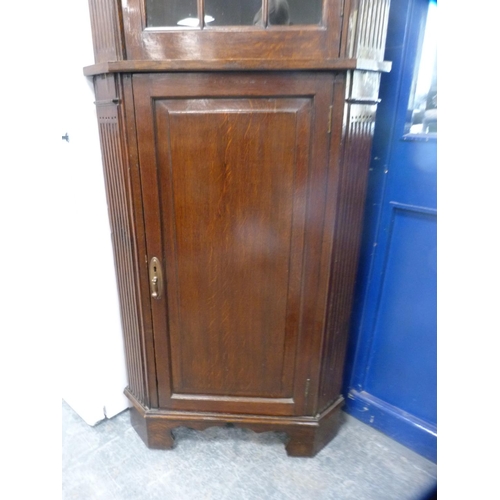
[344,0,437,462]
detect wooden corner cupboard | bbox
[85,0,391,457]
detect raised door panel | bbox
[133,73,336,416]
[158,97,306,402]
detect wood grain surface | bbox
[133,72,337,416]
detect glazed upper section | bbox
[88,0,390,68]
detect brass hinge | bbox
[305,378,311,400]
[327,105,333,134]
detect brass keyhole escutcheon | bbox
[149,257,163,300]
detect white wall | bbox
[1,0,129,427]
[0,2,128,494]
[57,1,130,424]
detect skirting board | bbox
[344,389,436,462]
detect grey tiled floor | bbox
[62,400,436,500]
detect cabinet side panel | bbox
[341,0,390,60]
[318,71,380,412]
[88,0,125,63]
[94,75,147,405]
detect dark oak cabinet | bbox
[86,0,391,456]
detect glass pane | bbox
[267,0,322,26]
[205,0,261,27]
[407,1,437,134]
[146,0,199,28]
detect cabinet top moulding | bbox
[83,58,391,77]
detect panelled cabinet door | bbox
[133,72,336,416]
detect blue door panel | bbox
[344,0,437,463]
[392,141,437,208]
[363,207,437,423]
